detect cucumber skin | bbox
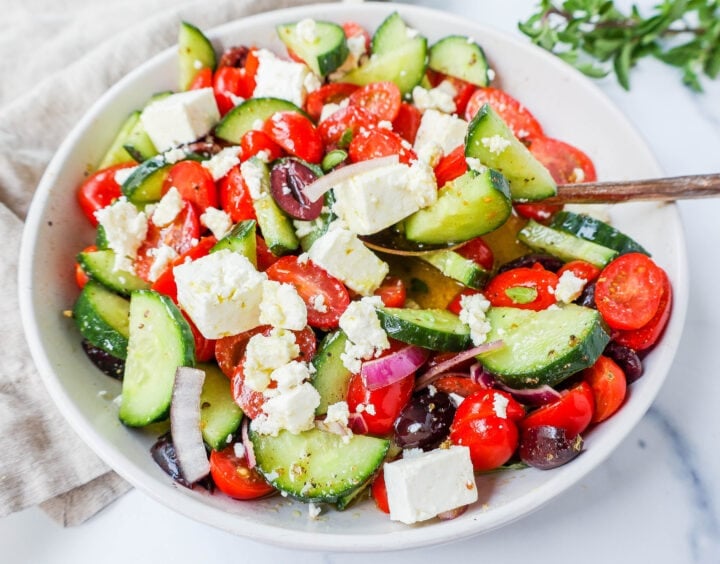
[428,35,490,87]
[198,363,243,450]
[481,305,611,388]
[121,154,170,204]
[73,280,130,360]
[550,211,650,256]
[178,21,217,91]
[211,219,258,267]
[377,307,472,352]
[276,21,349,76]
[420,249,490,290]
[77,250,150,296]
[215,97,304,144]
[311,331,352,415]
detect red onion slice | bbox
[469,362,496,388]
[348,412,369,434]
[415,341,504,390]
[495,382,562,406]
[302,155,399,202]
[241,417,256,470]
[361,345,429,391]
[170,367,210,484]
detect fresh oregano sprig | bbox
[518,0,720,91]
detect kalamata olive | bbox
[270,158,323,220]
[151,433,191,487]
[497,253,564,274]
[218,45,250,68]
[81,339,124,380]
[394,389,456,451]
[604,341,644,383]
[184,135,224,157]
[519,425,583,470]
[576,280,597,308]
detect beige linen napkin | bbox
[1,0,333,526]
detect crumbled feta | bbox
[152,186,184,227]
[328,34,368,80]
[412,81,457,114]
[200,207,232,240]
[487,68,496,81]
[295,18,318,43]
[347,33,368,59]
[243,328,300,392]
[252,381,320,436]
[307,228,388,296]
[364,403,376,416]
[233,442,246,459]
[140,88,220,152]
[270,360,314,393]
[303,71,322,94]
[465,157,487,174]
[403,448,424,459]
[406,160,438,207]
[113,166,137,186]
[554,270,587,304]
[339,296,390,372]
[308,503,322,520]
[309,293,328,313]
[253,48,318,107]
[94,197,148,273]
[384,446,478,524]
[163,147,187,164]
[240,158,269,199]
[481,134,511,155]
[252,119,265,131]
[492,392,510,419]
[147,244,178,282]
[325,401,350,427]
[459,293,492,345]
[174,250,266,339]
[572,167,586,182]
[377,120,393,130]
[255,149,271,163]
[414,109,468,156]
[417,141,444,168]
[259,280,307,330]
[319,102,342,122]
[201,147,241,181]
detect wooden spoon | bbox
[361,172,720,255]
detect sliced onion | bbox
[241,417,256,470]
[170,367,210,484]
[348,412,369,434]
[469,362,496,388]
[495,382,562,406]
[415,341,504,390]
[361,345,429,391]
[302,155,399,202]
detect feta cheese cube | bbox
[414,109,468,156]
[201,147,241,181]
[412,82,457,114]
[174,249,266,339]
[251,382,320,436]
[240,158,269,200]
[307,228,388,296]
[270,360,313,393]
[339,296,390,372]
[147,244,178,283]
[331,161,437,235]
[259,280,308,330]
[152,186,184,227]
[140,88,220,152]
[200,207,232,240]
[243,328,300,392]
[253,48,318,107]
[384,446,478,524]
[554,270,587,304]
[94,197,148,273]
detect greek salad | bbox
[71,13,673,525]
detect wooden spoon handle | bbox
[542,173,720,204]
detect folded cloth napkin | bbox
[1,0,335,526]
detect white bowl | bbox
[19,1,688,552]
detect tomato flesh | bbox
[305,83,359,122]
[558,260,602,284]
[454,389,525,426]
[374,276,406,308]
[209,446,275,500]
[346,372,414,436]
[371,471,390,514]
[464,87,543,139]
[219,165,257,223]
[456,237,494,271]
[391,102,422,144]
[240,130,284,162]
[348,81,402,122]
[349,128,416,164]
[450,415,519,471]
[77,163,133,226]
[583,355,627,423]
[433,145,467,188]
[318,105,378,147]
[484,266,559,311]
[520,382,595,438]
[263,112,323,164]
[162,159,219,213]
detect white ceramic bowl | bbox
[19,1,688,552]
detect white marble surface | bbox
[3,0,720,562]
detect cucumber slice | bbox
[121,154,171,204]
[122,92,172,162]
[311,331,352,415]
[518,220,619,268]
[198,363,243,450]
[97,111,142,169]
[211,219,258,267]
[250,427,389,502]
[215,97,304,144]
[344,36,427,96]
[73,280,130,360]
[77,249,150,296]
[178,21,217,91]
[481,304,610,388]
[377,307,471,352]
[336,479,371,510]
[119,290,195,427]
[276,21,348,76]
[428,35,490,87]
[95,225,109,250]
[550,210,650,256]
[465,104,557,201]
[404,169,512,245]
[298,191,336,252]
[371,12,417,55]
[321,149,348,172]
[419,249,490,289]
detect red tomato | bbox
[450,415,519,471]
[583,355,627,423]
[349,128,416,164]
[371,471,390,514]
[433,145,467,188]
[465,87,544,139]
[188,67,212,90]
[151,235,216,302]
[265,256,350,330]
[456,237,494,271]
[346,372,414,436]
[255,235,281,271]
[239,129,284,162]
[439,75,476,116]
[528,136,597,185]
[134,202,200,282]
[209,446,275,500]
[263,112,323,164]
[374,276,406,308]
[391,102,422,144]
[219,165,256,223]
[342,21,371,51]
[557,260,602,283]
[595,253,666,331]
[318,105,378,147]
[215,325,268,378]
[213,65,256,115]
[306,83,359,122]
[453,389,525,426]
[513,202,563,223]
[520,382,595,438]
[433,376,489,398]
[74,245,97,289]
[348,81,402,122]
[77,163,134,226]
[162,159,219,213]
[447,288,482,316]
[484,266,559,310]
[231,327,317,418]
[182,311,216,362]
[613,268,672,351]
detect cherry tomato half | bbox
[318,105,378,147]
[346,372,414,436]
[450,414,519,471]
[371,471,390,514]
[215,325,268,379]
[520,381,595,438]
[595,253,666,331]
[453,389,525,427]
[182,311,216,363]
[484,266,559,311]
[162,159,219,214]
[151,235,217,302]
[464,87,544,139]
[342,21,371,51]
[456,237,494,271]
[557,260,602,284]
[263,112,323,164]
[74,245,97,289]
[219,165,257,223]
[374,276,406,308]
[433,145,467,188]
[77,163,134,226]
[348,81,402,122]
[392,102,422,144]
[349,128,416,164]
[432,375,489,398]
[583,355,627,423]
[209,446,275,500]
[305,83,359,122]
[240,130,284,162]
[265,256,350,330]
